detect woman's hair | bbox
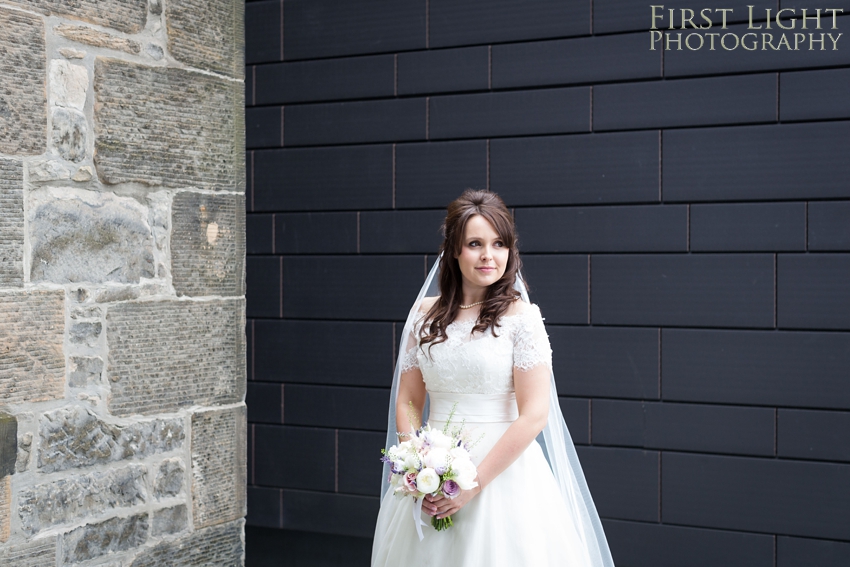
[418,189,525,353]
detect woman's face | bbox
[454,214,510,293]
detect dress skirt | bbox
[371,393,593,567]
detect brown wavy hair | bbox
[418,189,526,355]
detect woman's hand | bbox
[423,482,481,519]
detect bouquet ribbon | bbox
[413,496,427,541]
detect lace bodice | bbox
[400,303,553,394]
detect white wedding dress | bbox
[371,304,594,566]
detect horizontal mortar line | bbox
[251,15,830,67]
[592,516,850,544]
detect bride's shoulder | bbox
[417,295,439,315]
[503,297,541,319]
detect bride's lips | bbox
[476,266,496,272]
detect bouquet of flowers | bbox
[381,404,481,537]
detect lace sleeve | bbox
[512,304,553,372]
[399,313,424,373]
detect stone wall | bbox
[0,1,246,565]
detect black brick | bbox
[604,519,774,567]
[282,255,425,320]
[246,486,281,528]
[593,74,776,131]
[253,146,392,212]
[285,98,426,146]
[778,536,850,567]
[246,527,373,566]
[778,253,850,330]
[663,452,850,539]
[337,430,386,496]
[429,0,589,48]
[492,32,659,89]
[559,397,589,445]
[781,67,850,121]
[591,254,775,328]
[254,320,393,387]
[662,328,850,409]
[519,254,588,325]
[429,88,590,140]
[247,256,280,318]
[779,409,850,462]
[283,0,425,60]
[254,425,335,491]
[282,490,380,538]
[395,141,487,209]
[360,210,445,254]
[247,213,274,255]
[247,382,283,424]
[552,326,659,399]
[690,202,806,252]
[246,106,281,149]
[663,122,850,202]
[809,201,850,251]
[516,205,686,253]
[275,212,357,254]
[664,16,850,78]
[246,66,254,106]
[397,46,489,95]
[592,400,774,456]
[285,385,389,431]
[245,0,281,64]
[256,55,395,105]
[577,446,659,522]
[491,132,659,206]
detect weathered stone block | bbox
[51,108,87,162]
[93,58,245,192]
[0,412,17,477]
[0,476,9,543]
[16,432,32,473]
[38,406,184,473]
[55,23,141,54]
[154,457,185,499]
[49,60,88,111]
[28,188,155,284]
[69,356,103,388]
[0,290,65,404]
[130,519,244,567]
[166,0,244,78]
[171,192,245,297]
[18,464,146,535]
[0,8,46,155]
[152,504,188,537]
[106,299,245,416]
[5,0,147,34]
[191,406,246,529]
[69,321,102,347]
[28,159,71,182]
[0,536,57,566]
[61,513,148,564]
[0,159,24,286]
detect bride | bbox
[371,190,615,566]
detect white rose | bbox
[452,459,478,490]
[416,468,440,494]
[403,453,420,471]
[427,430,453,450]
[449,447,471,463]
[423,448,449,472]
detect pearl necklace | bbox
[459,300,485,309]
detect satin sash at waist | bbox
[428,391,518,423]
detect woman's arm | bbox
[425,362,549,518]
[395,366,427,441]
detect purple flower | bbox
[442,479,460,498]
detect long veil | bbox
[381,252,615,567]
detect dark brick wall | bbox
[244,2,850,566]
